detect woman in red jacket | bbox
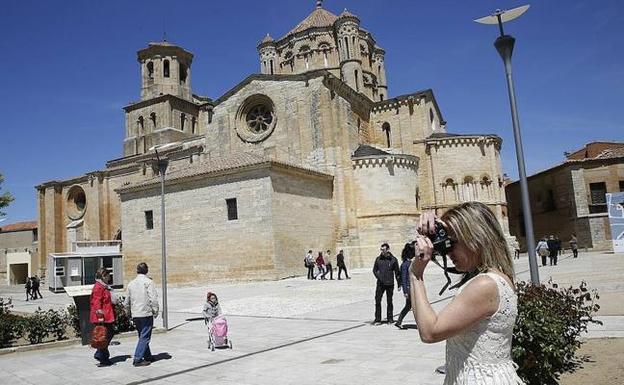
[90,267,116,367]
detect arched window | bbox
[180,113,186,131]
[146,62,154,79]
[463,176,475,201]
[354,70,359,91]
[380,94,384,101]
[480,176,492,199]
[269,59,274,74]
[191,116,197,134]
[179,63,187,83]
[150,112,157,128]
[137,116,144,135]
[443,178,458,203]
[382,122,391,147]
[344,37,350,59]
[163,59,170,78]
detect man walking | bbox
[336,249,350,279]
[125,262,159,367]
[372,243,401,325]
[25,277,32,301]
[32,275,43,299]
[569,234,579,258]
[547,235,558,266]
[305,250,315,279]
[325,249,334,280]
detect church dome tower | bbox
[137,41,193,101]
[257,34,277,75]
[335,9,363,93]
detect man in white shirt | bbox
[124,262,159,367]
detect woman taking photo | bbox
[410,202,523,384]
[90,267,117,367]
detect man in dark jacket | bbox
[372,243,401,324]
[547,235,558,266]
[336,249,350,279]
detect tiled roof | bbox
[352,145,390,157]
[284,7,338,38]
[338,9,358,19]
[0,220,37,233]
[117,153,332,192]
[594,147,624,159]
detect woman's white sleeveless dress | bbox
[444,272,524,385]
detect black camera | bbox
[429,222,454,256]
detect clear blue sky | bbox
[1,0,622,222]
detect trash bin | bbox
[64,285,94,345]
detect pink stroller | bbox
[205,315,233,351]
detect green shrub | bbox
[513,280,602,385]
[46,308,70,340]
[0,297,21,348]
[24,308,50,344]
[66,304,81,337]
[113,296,135,333]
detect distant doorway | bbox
[9,263,29,285]
[83,257,97,285]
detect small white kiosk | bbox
[48,241,123,293]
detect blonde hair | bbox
[441,201,515,282]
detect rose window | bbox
[245,105,273,134]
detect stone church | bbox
[36,2,511,284]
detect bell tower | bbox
[335,10,363,93]
[137,41,193,101]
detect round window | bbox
[66,185,87,220]
[235,94,277,143]
[246,105,273,134]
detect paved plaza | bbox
[1,251,623,385]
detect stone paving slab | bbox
[0,251,622,384]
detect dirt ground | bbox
[560,338,624,385]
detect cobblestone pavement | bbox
[1,251,622,385]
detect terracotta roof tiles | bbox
[0,220,37,233]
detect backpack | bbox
[538,244,549,257]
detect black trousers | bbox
[397,294,411,325]
[307,265,315,279]
[572,249,578,258]
[325,264,333,279]
[541,254,547,266]
[549,249,558,265]
[338,265,349,279]
[374,283,394,322]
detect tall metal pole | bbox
[158,157,169,330]
[494,34,540,284]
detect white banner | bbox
[607,192,624,253]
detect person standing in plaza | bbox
[372,243,401,324]
[25,277,32,301]
[32,275,43,299]
[325,249,334,280]
[316,251,327,280]
[547,235,558,266]
[125,262,159,367]
[570,234,579,258]
[536,238,549,266]
[336,249,350,279]
[90,268,117,367]
[395,242,415,329]
[305,250,315,279]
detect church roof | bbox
[352,145,390,158]
[116,153,332,194]
[0,220,37,233]
[338,9,358,19]
[259,33,274,45]
[283,5,338,38]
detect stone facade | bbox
[36,3,511,284]
[506,142,624,251]
[0,221,38,285]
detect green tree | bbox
[0,172,14,217]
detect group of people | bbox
[304,249,350,280]
[89,262,159,367]
[25,275,43,301]
[535,233,579,266]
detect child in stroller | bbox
[203,292,232,351]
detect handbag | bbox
[90,324,109,349]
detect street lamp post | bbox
[149,142,180,330]
[475,5,540,284]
